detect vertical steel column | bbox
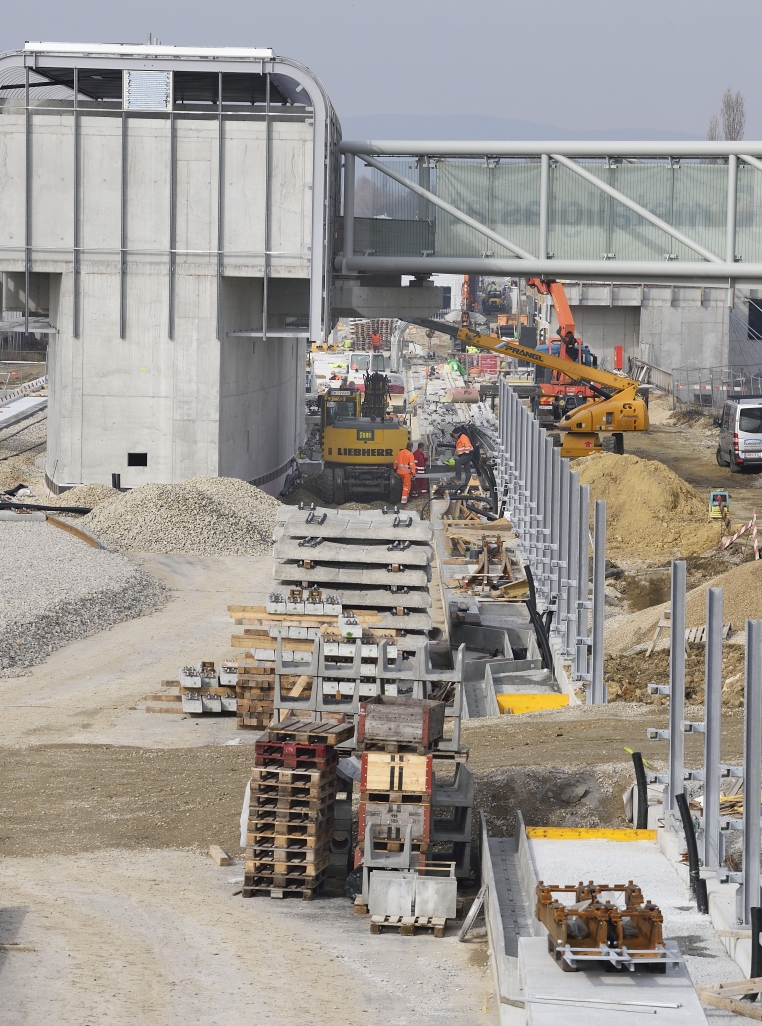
[742,620,762,925]
[549,447,561,615]
[417,157,430,224]
[262,71,272,343]
[565,471,580,656]
[590,499,607,704]
[343,152,355,266]
[576,484,591,681]
[668,561,687,827]
[554,460,570,634]
[168,104,176,339]
[519,406,528,544]
[216,71,224,342]
[119,102,126,340]
[726,154,738,267]
[541,436,554,606]
[528,419,539,569]
[24,66,30,337]
[703,588,723,869]
[539,153,549,261]
[72,67,79,338]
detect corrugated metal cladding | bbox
[124,71,172,110]
[360,159,762,264]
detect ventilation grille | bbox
[124,71,171,111]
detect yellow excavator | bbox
[414,319,649,458]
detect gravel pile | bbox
[56,483,119,507]
[0,521,167,675]
[80,476,281,555]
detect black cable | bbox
[631,752,649,830]
[675,792,702,903]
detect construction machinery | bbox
[411,319,649,458]
[528,278,600,425]
[481,282,505,314]
[316,377,408,503]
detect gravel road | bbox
[0,521,167,674]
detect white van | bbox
[717,398,762,473]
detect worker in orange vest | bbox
[371,332,382,352]
[451,428,475,485]
[393,444,417,504]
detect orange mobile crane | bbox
[412,318,649,458]
[528,278,599,425]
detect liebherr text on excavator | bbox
[413,319,649,459]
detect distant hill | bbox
[338,113,701,143]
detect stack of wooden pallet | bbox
[243,717,354,899]
[235,660,276,730]
[349,317,393,347]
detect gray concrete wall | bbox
[639,289,729,370]
[565,306,640,371]
[0,100,318,489]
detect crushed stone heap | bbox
[576,452,720,560]
[80,476,281,556]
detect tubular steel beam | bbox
[168,107,176,340]
[261,70,271,343]
[337,255,756,282]
[550,154,722,264]
[24,66,30,338]
[119,106,126,340]
[341,140,762,157]
[356,154,533,260]
[343,151,355,261]
[539,153,549,261]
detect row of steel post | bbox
[648,560,762,925]
[496,378,606,702]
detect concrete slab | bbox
[518,936,708,1025]
[274,512,433,543]
[318,586,432,610]
[0,395,47,430]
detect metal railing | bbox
[647,562,762,926]
[496,376,606,702]
[672,365,762,414]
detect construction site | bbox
[6,37,762,1026]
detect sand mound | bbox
[56,483,120,508]
[80,476,281,556]
[576,453,719,560]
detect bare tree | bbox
[707,114,721,141]
[721,88,745,141]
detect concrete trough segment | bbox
[273,539,432,567]
[274,561,430,589]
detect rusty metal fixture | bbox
[536,880,669,973]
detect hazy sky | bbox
[2,0,761,137]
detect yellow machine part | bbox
[322,423,409,465]
[497,693,570,715]
[561,384,649,434]
[526,827,656,841]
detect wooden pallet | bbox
[246,813,334,839]
[359,790,431,805]
[369,915,447,938]
[251,766,332,786]
[245,852,330,876]
[266,718,355,745]
[247,841,331,862]
[250,792,335,813]
[357,838,430,854]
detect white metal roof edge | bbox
[24,42,274,60]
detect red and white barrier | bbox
[722,507,760,559]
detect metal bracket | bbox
[648,684,671,697]
[683,721,706,734]
[647,727,670,741]
[684,768,705,781]
[720,764,745,778]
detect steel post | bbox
[576,484,591,680]
[549,447,561,616]
[742,620,762,926]
[539,153,549,260]
[667,561,687,829]
[554,460,570,634]
[590,499,607,704]
[542,436,554,607]
[726,154,738,267]
[343,152,355,264]
[565,471,580,656]
[703,588,723,869]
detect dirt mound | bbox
[576,452,720,560]
[80,476,281,555]
[605,643,746,707]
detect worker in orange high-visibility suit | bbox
[371,332,382,352]
[452,428,475,485]
[393,444,417,504]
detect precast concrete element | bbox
[0,42,341,491]
[495,376,605,701]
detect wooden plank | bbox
[699,977,762,998]
[46,515,100,548]
[698,992,762,1020]
[209,845,230,866]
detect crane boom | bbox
[412,318,638,394]
[528,277,576,341]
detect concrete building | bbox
[0,41,341,492]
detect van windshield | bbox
[738,407,762,434]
